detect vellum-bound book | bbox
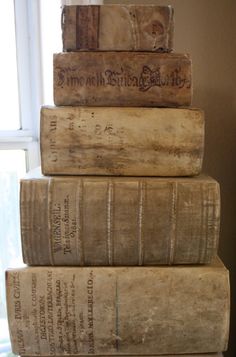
[22,353,224,357]
[6,259,229,355]
[40,106,203,176]
[20,170,220,266]
[62,5,174,52]
[53,52,192,107]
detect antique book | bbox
[40,106,203,176]
[21,354,224,357]
[6,258,230,355]
[53,52,192,107]
[62,5,174,52]
[20,170,220,266]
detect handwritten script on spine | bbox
[55,65,191,91]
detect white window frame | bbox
[0,0,104,172]
[0,0,42,171]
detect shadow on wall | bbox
[200,87,236,357]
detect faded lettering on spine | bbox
[6,263,230,355]
[40,107,202,176]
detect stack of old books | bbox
[6,4,229,357]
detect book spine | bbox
[20,176,220,266]
[6,265,230,355]
[20,355,224,357]
[62,5,174,52]
[40,107,203,176]
[53,52,192,107]
[20,179,52,265]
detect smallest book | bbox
[62,5,174,52]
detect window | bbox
[0,1,61,355]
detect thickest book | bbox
[6,258,229,356]
[21,354,224,357]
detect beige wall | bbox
[104,1,236,356]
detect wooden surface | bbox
[62,5,174,52]
[6,260,229,355]
[40,106,202,176]
[21,170,220,266]
[53,52,192,107]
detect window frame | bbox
[0,0,43,171]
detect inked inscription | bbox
[12,272,22,320]
[55,65,191,91]
[52,194,77,257]
[16,328,26,355]
[52,203,62,253]
[39,296,47,340]
[62,195,72,255]
[55,274,78,354]
[87,271,95,354]
[31,273,41,353]
[47,271,56,355]
[49,116,58,163]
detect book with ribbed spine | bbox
[6,259,229,355]
[20,170,220,266]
